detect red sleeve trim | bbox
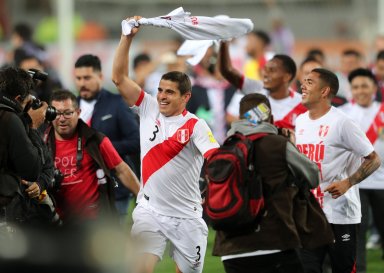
[135,90,145,106]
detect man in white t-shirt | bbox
[295,68,381,273]
[339,68,384,273]
[112,16,220,273]
[219,41,306,130]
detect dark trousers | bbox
[356,189,384,273]
[223,249,304,273]
[300,224,358,273]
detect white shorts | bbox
[131,204,208,273]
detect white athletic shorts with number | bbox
[131,204,208,273]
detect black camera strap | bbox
[76,136,83,171]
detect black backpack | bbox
[205,132,267,232]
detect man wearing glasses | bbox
[44,89,140,224]
[74,54,140,224]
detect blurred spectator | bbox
[243,30,272,80]
[188,46,236,144]
[335,49,364,104]
[305,48,326,67]
[74,54,140,224]
[267,4,294,55]
[77,21,107,41]
[292,56,322,93]
[0,0,10,40]
[372,50,384,102]
[14,48,62,102]
[368,35,384,66]
[11,22,47,64]
[133,52,161,97]
[133,51,189,97]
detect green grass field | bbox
[127,202,383,273]
[154,229,383,273]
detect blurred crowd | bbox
[1,6,384,272]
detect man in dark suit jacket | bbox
[74,54,140,224]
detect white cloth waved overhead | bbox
[177,40,216,66]
[121,7,254,40]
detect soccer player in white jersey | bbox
[112,16,220,273]
[295,68,381,273]
[339,68,384,273]
[219,41,306,129]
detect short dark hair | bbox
[300,56,321,68]
[306,48,325,59]
[161,71,191,95]
[239,93,271,119]
[133,53,151,69]
[272,54,297,82]
[74,54,101,72]
[342,49,362,59]
[251,30,271,46]
[50,89,79,109]
[0,67,34,100]
[13,23,33,42]
[312,68,339,97]
[14,48,41,67]
[348,68,377,85]
[376,50,384,61]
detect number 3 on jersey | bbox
[149,125,159,141]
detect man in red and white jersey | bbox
[295,68,380,273]
[112,16,219,273]
[339,68,384,273]
[219,41,306,129]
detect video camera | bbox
[27,69,57,121]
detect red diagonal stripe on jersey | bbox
[142,117,199,185]
[274,102,307,130]
[366,103,384,144]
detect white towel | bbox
[177,40,215,65]
[121,7,253,40]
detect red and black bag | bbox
[205,132,266,232]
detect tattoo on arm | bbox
[348,151,381,186]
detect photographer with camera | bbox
[44,89,140,225]
[0,66,54,225]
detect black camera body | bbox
[30,96,57,121]
[27,69,48,82]
[51,168,64,191]
[27,69,57,121]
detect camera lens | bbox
[45,106,57,121]
[29,95,57,121]
[31,96,42,110]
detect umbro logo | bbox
[341,233,350,241]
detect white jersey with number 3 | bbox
[295,107,374,224]
[133,91,219,218]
